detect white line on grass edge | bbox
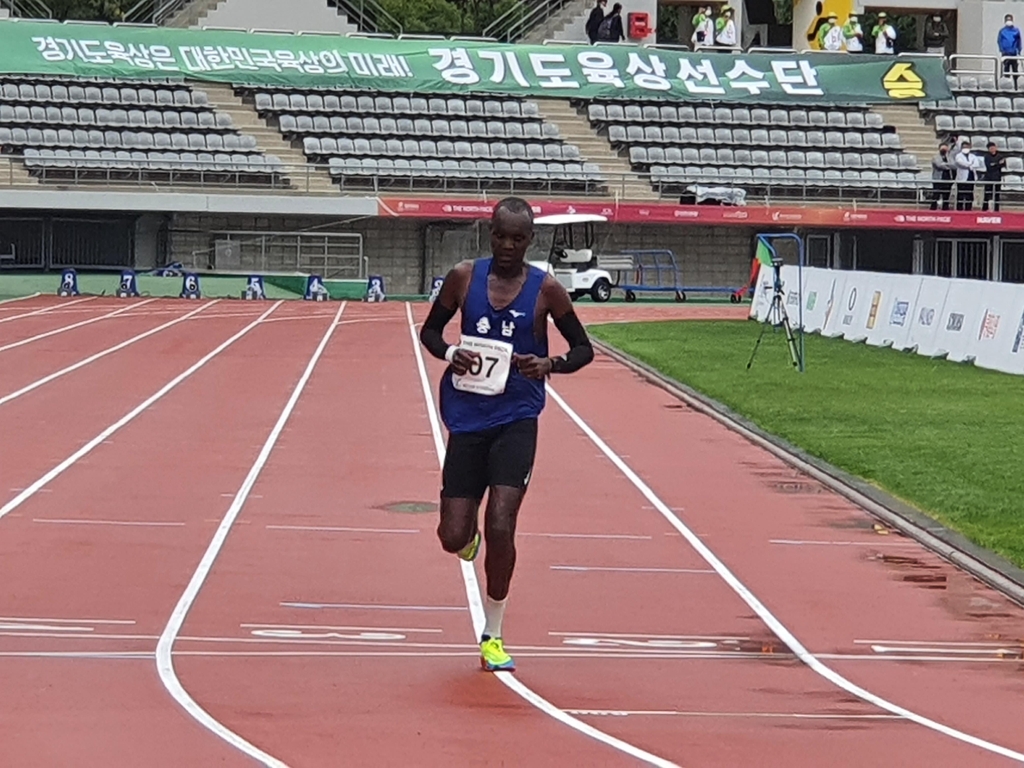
[543,383,1024,764]
[156,302,346,768]
[0,301,282,522]
[0,292,41,307]
[403,302,680,768]
[0,298,156,353]
[0,301,217,408]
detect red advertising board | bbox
[376,197,1017,231]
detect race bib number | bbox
[451,336,513,396]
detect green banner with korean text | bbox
[0,19,951,104]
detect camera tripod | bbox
[747,260,801,370]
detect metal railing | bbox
[484,0,574,44]
[124,0,193,25]
[0,0,53,18]
[5,153,1018,212]
[329,0,402,36]
[205,229,365,278]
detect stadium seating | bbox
[919,74,1024,192]
[0,76,286,185]
[581,98,923,199]
[239,86,606,193]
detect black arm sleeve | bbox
[419,300,458,361]
[550,311,594,374]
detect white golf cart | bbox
[529,213,615,303]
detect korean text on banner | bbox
[0,19,951,104]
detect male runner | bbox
[419,197,594,672]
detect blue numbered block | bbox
[180,273,202,299]
[365,275,387,303]
[116,270,140,298]
[428,276,444,303]
[244,275,267,300]
[57,268,79,297]
[304,275,330,302]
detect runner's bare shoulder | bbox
[438,261,475,308]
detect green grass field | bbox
[589,320,1024,569]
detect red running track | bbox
[0,295,1022,767]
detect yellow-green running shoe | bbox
[457,530,481,562]
[480,636,515,671]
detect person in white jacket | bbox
[873,12,897,54]
[716,7,737,47]
[955,141,978,210]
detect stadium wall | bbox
[166,214,756,294]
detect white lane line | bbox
[156,302,345,768]
[0,296,94,325]
[854,639,1020,647]
[545,383,1024,764]
[0,293,41,307]
[550,631,750,641]
[32,518,185,527]
[551,565,715,574]
[0,651,152,659]
[520,532,652,540]
[869,645,1022,656]
[265,525,420,534]
[0,299,155,353]
[0,616,135,625]
[404,302,679,768]
[0,302,217,408]
[770,539,915,548]
[240,623,443,634]
[565,709,903,721]
[281,602,467,612]
[0,301,281,522]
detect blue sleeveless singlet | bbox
[439,258,548,434]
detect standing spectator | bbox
[982,142,1006,211]
[596,2,624,42]
[585,0,607,44]
[716,6,737,47]
[930,142,954,211]
[923,14,949,54]
[955,141,977,211]
[873,12,897,54]
[818,13,844,51]
[691,5,714,47]
[842,13,864,52]
[998,14,1022,78]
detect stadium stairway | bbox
[872,104,937,172]
[0,155,36,187]
[522,0,593,44]
[199,82,338,195]
[533,98,659,200]
[166,0,224,28]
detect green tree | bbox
[48,0,136,21]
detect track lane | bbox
[0,300,204,397]
[401,303,1024,765]
[538,343,1024,764]
[172,303,648,767]
[0,303,269,497]
[0,302,334,767]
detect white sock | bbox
[483,595,508,640]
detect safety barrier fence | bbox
[751,263,1024,375]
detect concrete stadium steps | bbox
[0,155,38,187]
[166,0,225,27]
[872,104,937,174]
[533,98,659,201]
[523,0,592,43]
[198,82,338,195]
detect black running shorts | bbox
[441,418,538,500]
